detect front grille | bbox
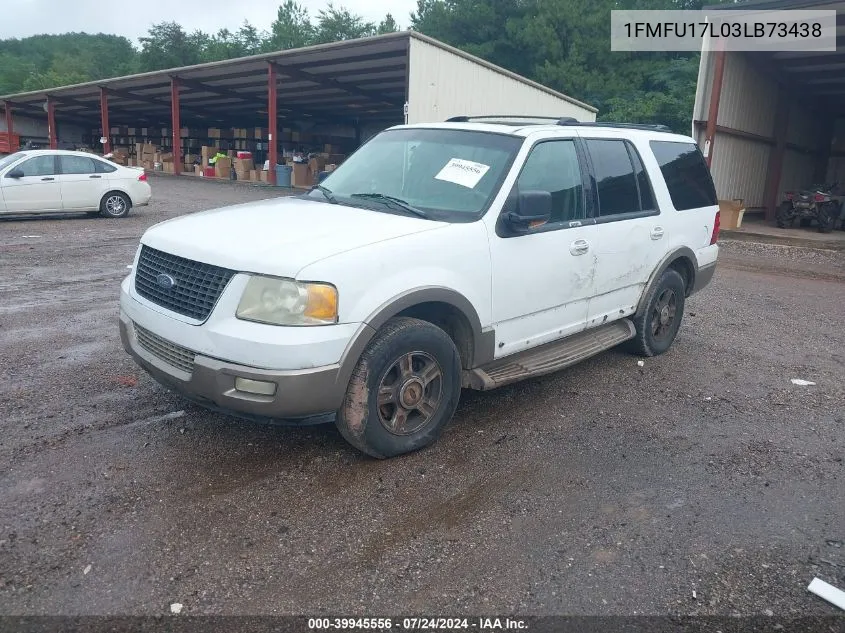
[135,245,236,321]
[134,323,196,374]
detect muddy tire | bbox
[335,317,461,459]
[99,192,131,218]
[776,202,794,228]
[628,269,686,358]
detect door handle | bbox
[89,175,102,179]
[650,226,665,240]
[570,239,590,256]
[41,177,55,181]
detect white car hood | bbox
[140,196,445,277]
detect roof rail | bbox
[444,115,673,133]
[555,121,673,132]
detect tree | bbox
[139,22,203,71]
[266,0,314,51]
[313,3,376,44]
[377,14,400,34]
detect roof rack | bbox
[444,115,672,133]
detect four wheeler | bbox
[776,182,843,233]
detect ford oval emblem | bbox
[156,273,176,290]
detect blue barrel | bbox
[275,164,292,187]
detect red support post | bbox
[171,76,182,175]
[268,62,278,186]
[47,97,57,150]
[703,44,726,169]
[3,101,13,151]
[99,87,111,155]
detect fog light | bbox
[234,377,277,396]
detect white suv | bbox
[119,117,720,458]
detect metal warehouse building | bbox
[0,31,596,185]
[693,0,845,220]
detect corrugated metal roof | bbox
[0,31,595,130]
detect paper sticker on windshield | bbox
[435,158,490,189]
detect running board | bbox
[463,319,636,390]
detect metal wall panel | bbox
[710,134,771,207]
[716,53,777,136]
[779,149,817,202]
[0,114,84,141]
[407,38,596,124]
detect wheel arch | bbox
[635,247,697,318]
[333,287,495,399]
[100,189,133,208]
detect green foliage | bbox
[411,0,710,133]
[0,32,137,94]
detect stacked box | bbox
[234,158,254,180]
[292,163,311,188]
[215,157,232,179]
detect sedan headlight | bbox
[236,276,338,326]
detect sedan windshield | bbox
[0,152,27,171]
[307,128,521,222]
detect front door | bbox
[581,137,668,324]
[1,155,62,213]
[487,137,596,359]
[57,154,109,210]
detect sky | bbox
[1,0,419,42]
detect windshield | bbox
[307,128,522,221]
[0,152,27,171]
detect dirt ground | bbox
[0,175,843,619]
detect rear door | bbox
[580,136,668,325]
[0,154,62,213]
[57,154,109,210]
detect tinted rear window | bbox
[650,141,717,211]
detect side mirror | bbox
[506,190,552,230]
[6,169,24,179]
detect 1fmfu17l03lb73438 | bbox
[119,116,720,459]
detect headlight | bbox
[236,276,338,326]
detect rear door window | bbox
[585,139,645,218]
[649,141,717,210]
[59,155,97,175]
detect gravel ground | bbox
[0,175,843,620]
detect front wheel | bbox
[100,192,131,218]
[628,269,686,357]
[335,317,461,459]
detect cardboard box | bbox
[159,152,174,163]
[142,160,154,170]
[163,162,175,174]
[249,169,260,182]
[718,199,745,230]
[259,170,268,183]
[292,162,311,188]
[215,157,232,179]
[324,164,337,173]
[308,156,326,175]
[208,128,221,139]
[200,145,217,167]
[234,158,254,176]
[195,165,203,177]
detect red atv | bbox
[777,182,843,233]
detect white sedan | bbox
[0,149,152,218]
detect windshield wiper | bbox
[350,193,429,219]
[313,184,338,204]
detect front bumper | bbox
[120,314,348,420]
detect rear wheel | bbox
[776,202,794,228]
[335,317,461,459]
[818,203,837,233]
[100,192,131,218]
[628,269,686,357]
